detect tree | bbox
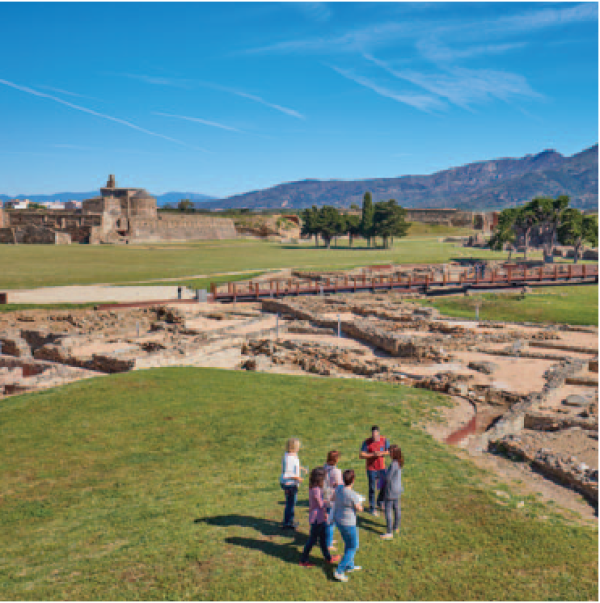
[300,206,320,247]
[346,214,361,247]
[514,205,537,261]
[558,209,598,263]
[372,199,410,249]
[528,195,570,263]
[350,203,360,212]
[489,207,518,260]
[315,206,345,249]
[178,199,193,211]
[360,192,374,248]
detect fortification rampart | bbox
[405,208,475,227]
[128,214,237,242]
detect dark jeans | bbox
[384,498,401,534]
[300,522,331,563]
[367,469,386,512]
[281,484,298,526]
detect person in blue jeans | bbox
[332,469,364,582]
[359,425,390,515]
[280,438,305,529]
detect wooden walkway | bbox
[210,264,599,303]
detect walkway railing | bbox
[210,263,599,303]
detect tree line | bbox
[300,192,411,249]
[489,195,598,264]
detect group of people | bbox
[279,426,404,583]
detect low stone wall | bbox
[482,357,588,446]
[494,435,598,503]
[524,412,597,432]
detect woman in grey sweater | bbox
[380,446,404,540]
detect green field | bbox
[421,285,599,326]
[1,369,596,600]
[0,236,520,290]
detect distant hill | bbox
[2,145,596,212]
[155,192,215,206]
[0,191,215,207]
[201,144,598,212]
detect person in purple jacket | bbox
[299,468,342,567]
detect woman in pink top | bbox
[299,468,342,567]
[324,450,343,551]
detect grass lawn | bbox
[0,303,101,313]
[420,285,599,326]
[0,236,521,290]
[0,369,596,600]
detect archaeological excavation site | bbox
[1,265,598,512]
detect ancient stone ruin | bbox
[0,175,238,244]
[0,271,597,505]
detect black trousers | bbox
[300,521,331,563]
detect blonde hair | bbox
[286,437,300,453]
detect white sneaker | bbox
[380,533,393,540]
[347,566,362,572]
[334,572,348,582]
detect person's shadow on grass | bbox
[224,535,336,580]
[357,513,385,534]
[194,514,298,538]
[194,514,336,578]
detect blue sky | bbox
[0,1,597,197]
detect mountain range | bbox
[1,145,597,212]
[200,144,597,212]
[0,191,215,206]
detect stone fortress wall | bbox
[404,208,498,230]
[129,214,237,242]
[0,175,238,245]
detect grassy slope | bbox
[420,285,599,326]
[0,369,596,600]
[0,235,521,290]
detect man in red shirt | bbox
[359,425,390,516]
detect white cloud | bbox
[0,78,206,151]
[328,64,445,113]
[245,2,596,57]
[115,73,305,120]
[363,54,542,110]
[197,82,305,120]
[37,85,103,102]
[154,112,243,133]
[295,2,333,24]
[118,73,193,88]
[415,40,527,64]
